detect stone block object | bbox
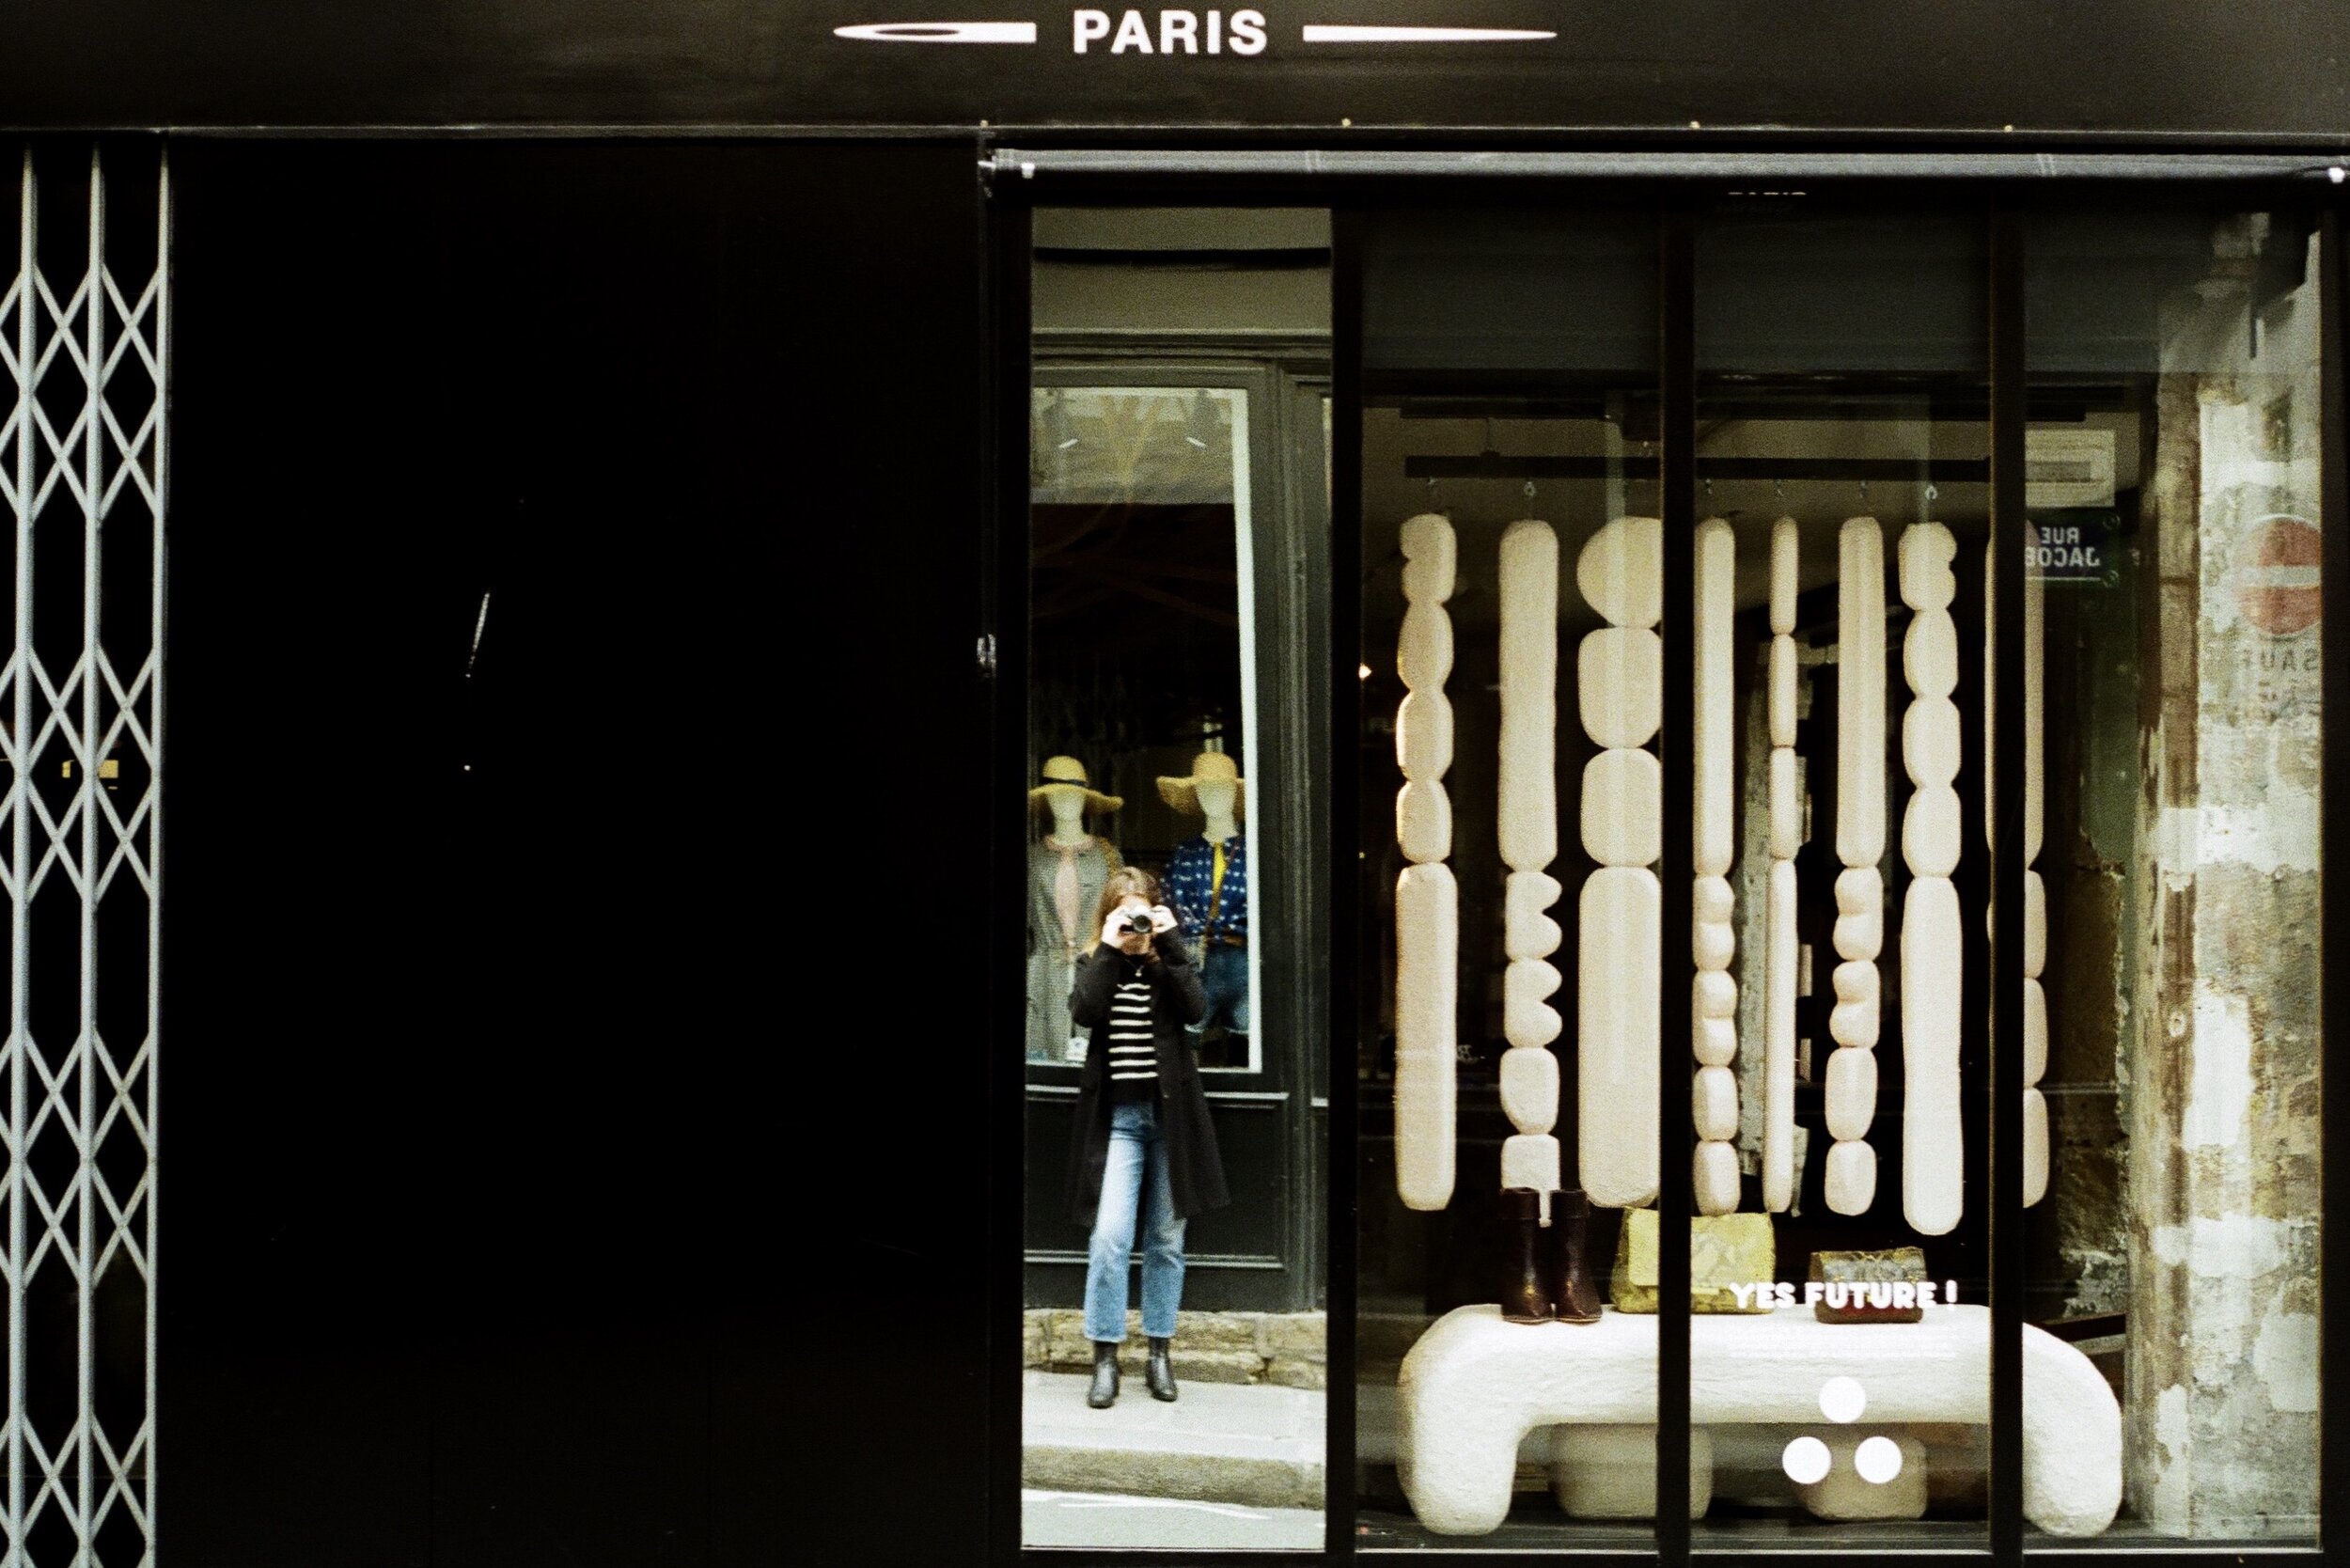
[1795,1432,1929,1520]
[1548,1424,1713,1519]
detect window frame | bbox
[986,167,2350,1567]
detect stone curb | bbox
[1022,1445,1324,1512]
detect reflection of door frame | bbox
[1022,339,1331,1314]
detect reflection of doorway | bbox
[1019,328,1333,1548]
[1023,359,1326,1315]
[1033,498,1247,1064]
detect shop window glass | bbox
[1355,205,1663,1550]
[1019,211,1332,1550]
[1684,203,1992,1550]
[2019,205,2323,1549]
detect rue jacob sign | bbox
[1,0,2347,131]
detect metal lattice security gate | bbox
[0,145,164,1568]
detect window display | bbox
[988,183,2329,1561]
[1355,197,2326,1552]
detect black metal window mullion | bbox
[1987,197,2029,1568]
[1325,201,1366,1565]
[1655,202,1699,1567]
[986,184,1034,1568]
[2319,197,2349,1565]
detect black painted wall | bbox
[163,139,994,1566]
[3,2,2348,136]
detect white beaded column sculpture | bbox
[1762,519,1802,1214]
[1497,520,1566,1204]
[1900,520,1965,1236]
[1575,515,1664,1211]
[1825,517,1888,1216]
[1395,513,1459,1211]
[1691,518,1741,1215]
[2024,527,2048,1206]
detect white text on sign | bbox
[1073,9,1268,53]
[2029,522,2104,579]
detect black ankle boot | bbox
[1546,1188,1603,1324]
[1146,1337,1179,1403]
[1499,1186,1553,1323]
[1087,1341,1120,1408]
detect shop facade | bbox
[3,4,2345,1564]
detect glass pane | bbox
[1027,383,1259,1073]
[1356,205,1662,1550]
[1686,203,1992,1552]
[1020,209,1332,1550]
[2021,205,2324,1549]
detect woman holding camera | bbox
[1065,866,1230,1408]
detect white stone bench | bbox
[1396,1302,2120,1536]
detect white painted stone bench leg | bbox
[1395,1303,2121,1536]
[1547,1424,1713,1519]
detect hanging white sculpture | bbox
[1900,520,1964,1235]
[1691,518,1740,1214]
[1763,518,1802,1214]
[1990,530,2052,1206]
[1396,513,1459,1210]
[1575,515,1663,1210]
[1497,520,1566,1200]
[1823,517,1887,1215]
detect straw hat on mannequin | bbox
[1031,755,1123,819]
[1156,751,1243,822]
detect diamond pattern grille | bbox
[0,146,164,1568]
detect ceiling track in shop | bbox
[994,148,2350,185]
[1405,454,1993,483]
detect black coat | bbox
[1063,931,1231,1226]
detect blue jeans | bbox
[1193,941,1250,1037]
[1083,1099,1186,1341]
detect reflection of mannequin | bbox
[1157,751,1250,1055]
[1028,758,1121,1064]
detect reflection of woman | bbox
[1065,867,1230,1409]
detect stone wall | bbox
[2125,213,2323,1539]
[1026,1309,1327,1389]
[2033,552,2135,1322]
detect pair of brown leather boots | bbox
[1499,1186,1603,1324]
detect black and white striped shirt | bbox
[1108,966,1158,1097]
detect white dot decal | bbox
[1856,1434,1904,1484]
[1781,1435,1831,1485]
[1819,1374,1866,1423]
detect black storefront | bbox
[5,5,2347,1565]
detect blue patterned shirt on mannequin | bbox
[1155,750,1251,1045]
[1165,831,1247,945]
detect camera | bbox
[1121,912,1156,935]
